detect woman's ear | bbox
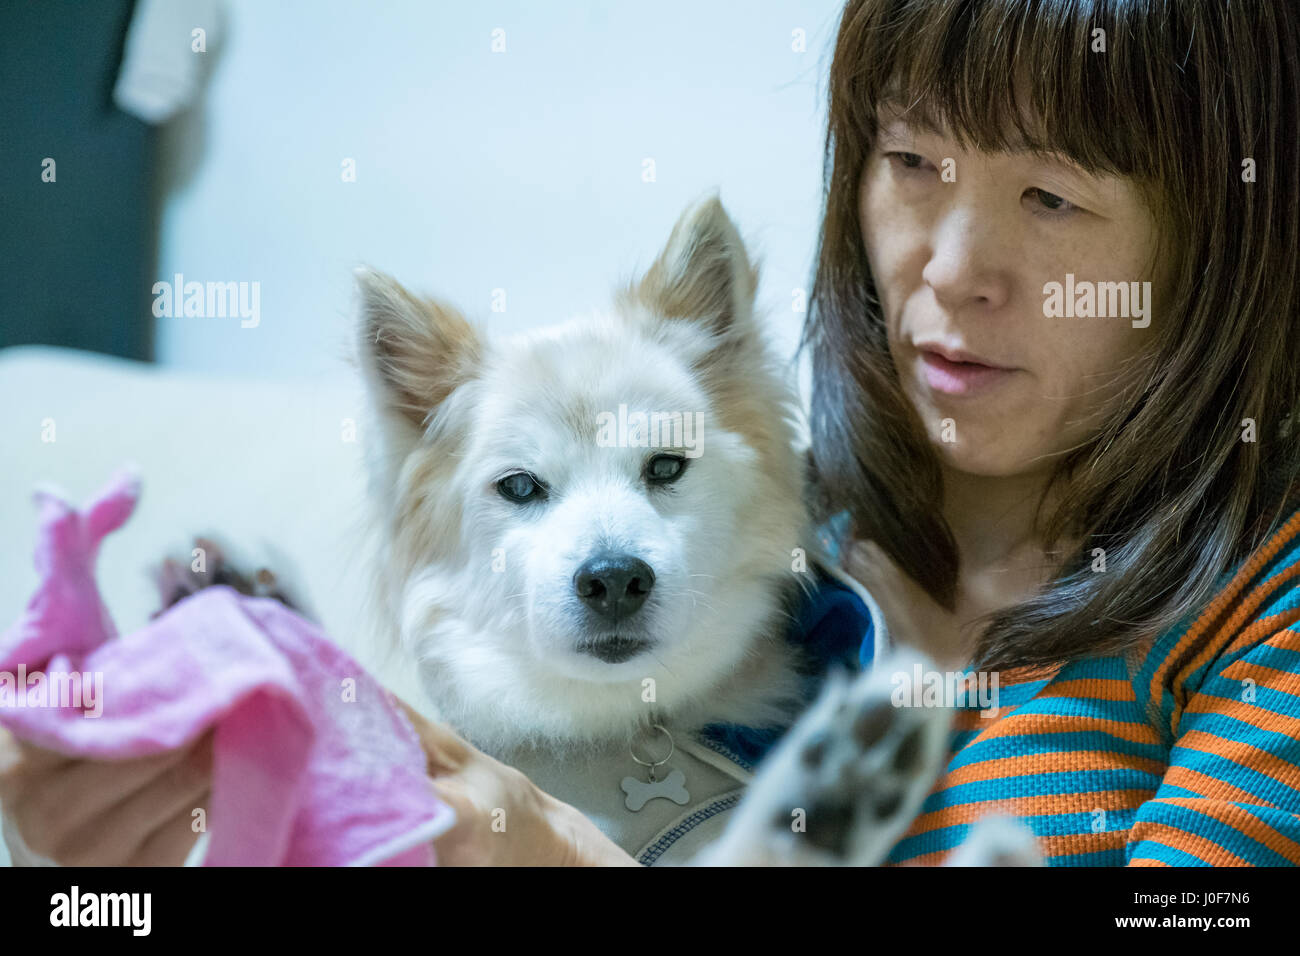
[627,193,761,344]
[354,267,482,431]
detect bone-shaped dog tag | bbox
[621,769,690,811]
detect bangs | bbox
[839,0,1180,182]
[812,0,1300,673]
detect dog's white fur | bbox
[352,195,816,758]
[336,195,1043,866]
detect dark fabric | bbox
[698,567,874,767]
[0,0,157,360]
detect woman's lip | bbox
[915,343,1011,368]
[918,349,1018,396]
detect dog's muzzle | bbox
[572,552,656,662]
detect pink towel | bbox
[0,466,455,866]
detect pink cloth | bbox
[0,467,454,866]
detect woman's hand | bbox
[0,696,638,867]
[390,697,640,866]
[0,727,213,866]
[844,539,974,671]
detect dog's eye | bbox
[645,454,687,484]
[497,472,544,502]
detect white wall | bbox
[154,0,846,388]
[0,2,849,867]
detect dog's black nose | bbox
[573,553,655,621]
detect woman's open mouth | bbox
[917,346,1018,397]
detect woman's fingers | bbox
[389,694,473,775]
[385,695,632,865]
[0,730,76,776]
[0,730,214,865]
[51,734,213,866]
[128,788,212,866]
[389,704,570,866]
[12,733,207,854]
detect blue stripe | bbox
[925,768,1165,806]
[1046,847,1127,866]
[1052,657,1135,681]
[1164,745,1300,807]
[946,730,1166,772]
[1171,707,1300,755]
[1132,801,1295,865]
[1126,840,1216,866]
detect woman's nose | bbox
[920,206,1012,314]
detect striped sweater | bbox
[885,506,1300,866]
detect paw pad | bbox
[151,536,299,616]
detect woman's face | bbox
[858,109,1164,478]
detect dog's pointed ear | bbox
[625,194,760,341]
[355,267,481,430]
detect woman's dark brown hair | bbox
[803,0,1300,672]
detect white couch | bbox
[0,345,390,866]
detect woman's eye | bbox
[497,472,544,502]
[887,151,932,172]
[1026,188,1078,216]
[645,454,687,484]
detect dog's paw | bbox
[944,814,1043,867]
[697,647,953,866]
[151,535,303,618]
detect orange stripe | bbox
[1036,678,1138,702]
[1178,604,1300,722]
[1166,519,1300,702]
[939,749,1166,786]
[1219,654,1300,699]
[1215,565,1300,650]
[1036,831,1130,857]
[1149,510,1300,709]
[1152,797,1300,862]
[893,831,1129,865]
[1172,729,1300,791]
[885,853,945,866]
[1161,765,1281,807]
[1180,682,1300,739]
[901,790,1154,838]
[1169,586,1295,713]
[974,712,1164,747]
[911,803,1300,866]
[1219,605,1300,662]
[1127,821,1249,865]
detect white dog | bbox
[344,195,1041,866]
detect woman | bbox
[3,0,1297,866]
[803,0,1300,865]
